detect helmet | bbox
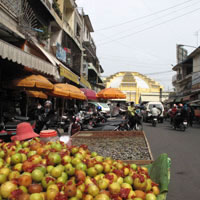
[45,100,52,105]
[44,100,52,108]
[178,103,183,107]
[97,106,102,111]
[173,104,177,107]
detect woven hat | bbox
[11,122,39,141]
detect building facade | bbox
[0,0,103,91]
[172,47,200,104]
[104,72,164,104]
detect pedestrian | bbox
[112,103,120,117]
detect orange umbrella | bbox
[97,88,126,99]
[13,75,54,90]
[50,83,86,100]
[26,90,48,99]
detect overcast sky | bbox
[76,0,200,90]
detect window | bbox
[76,24,81,37]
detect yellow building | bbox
[104,72,163,104]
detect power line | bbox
[99,56,171,65]
[95,0,200,43]
[145,70,173,75]
[96,0,194,31]
[102,70,174,77]
[97,6,200,46]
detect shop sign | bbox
[60,65,79,85]
[56,43,66,63]
[80,76,91,89]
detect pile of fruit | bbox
[0,138,160,200]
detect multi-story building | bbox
[82,13,104,91]
[0,0,103,90]
[172,47,200,104]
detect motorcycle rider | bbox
[173,103,187,128]
[127,102,136,128]
[169,104,177,124]
[150,105,161,122]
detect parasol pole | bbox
[25,95,29,117]
[61,98,64,122]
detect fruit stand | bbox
[72,131,170,200]
[0,134,170,200]
[71,131,154,165]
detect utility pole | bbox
[160,88,163,102]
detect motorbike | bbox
[114,114,143,131]
[173,118,188,131]
[152,116,158,127]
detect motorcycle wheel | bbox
[180,124,186,131]
[152,121,156,127]
[135,123,143,131]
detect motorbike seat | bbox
[5,124,17,130]
[15,116,30,121]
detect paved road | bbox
[143,120,200,200]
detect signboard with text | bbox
[56,43,66,63]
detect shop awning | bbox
[88,63,98,74]
[0,39,56,76]
[175,97,182,103]
[182,95,191,102]
[80,76,91,89]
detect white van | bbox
[143,102,164,123]
[88,102,110,114]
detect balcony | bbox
[83,41,96,59]
[63,21,74,38]
[41,0,52,11]
[0,0,20,17]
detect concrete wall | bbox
[193,54,200,72]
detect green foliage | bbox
[52,0,62,19]
[37,26,50,42]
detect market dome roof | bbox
[104,72,162,89]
